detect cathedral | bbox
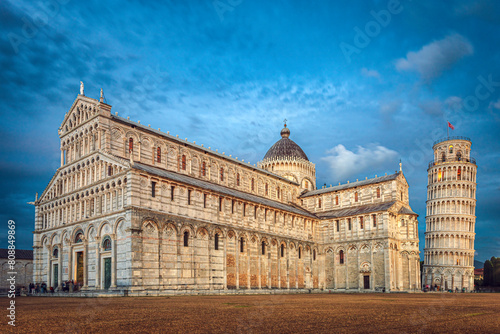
[32,86,421,294]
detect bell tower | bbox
[422,136,477,291]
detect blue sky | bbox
[1,0,499,262]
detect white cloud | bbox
[489,98,500,110]
[361,68,381,79]
[395,34,473,80]
[321,144,399,181]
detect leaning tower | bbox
[422,137,477,291]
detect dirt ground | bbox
[2,293,499,333]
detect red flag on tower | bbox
[448,121,455,130]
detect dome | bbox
[263,125,309,161]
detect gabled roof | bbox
[111,115,299,186]
[0,249,33,260]
[37,150,131,205]
[132,162,316,219]
[315,201,397,219]
[300,172,401,198]
[60,95,99,131]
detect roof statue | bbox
[80,81,84,95]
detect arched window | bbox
[128,138,133,153]
[181,155,186,170]
[298,247,301,259]
[339,250,344,264]
[265,184,268,195]
[318,198,322,208]
[261,241,266,255]
[236,173,240,186]
[102,236,112,251]
[240,237,244,253]
[305,180,309,189]
[441,152,446,162]
[456,151,462,161]
[449,145,453,154]
[354,192,358,202]
[335,195,339,205]
[157,147,161,163]
[53,248,58,258]
[377,188,380,198]
[313,249,316,261]
[457,167,461,180]
[438,169,442,182]
[251,178,255,191]
[281,244,285,257]
[359,216,364,229]
[183,231,189,247]
[220,168,224,181]
[201,162,206,176]
[214,233,219,250]
[108,165,112,176]
[75,231,84,243]
[277,187,280,199]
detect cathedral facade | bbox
[32,89,420,294]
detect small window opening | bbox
[181,155,186,170]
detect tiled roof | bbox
[315,201,397,219]
[263,128,309,161]
[300,172,401,198]
[0,249,33,260]
[111,115,299,185]
[132,162,317,219]
[398,206,418,216]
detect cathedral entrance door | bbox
[76,251,84,285]
[363,275,370,289]
[53,264,58,288]
[104,258,111,289]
